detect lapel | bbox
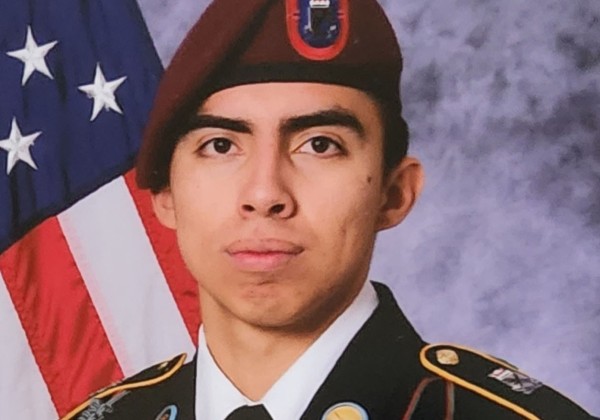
[299,282,427,419]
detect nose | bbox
[238,152,296,219]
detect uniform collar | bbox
[299,282,425,419]
[195,280,379,420]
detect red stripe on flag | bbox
[0,217,124,416]
[124,170,200,344]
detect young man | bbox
[63,0,597,419]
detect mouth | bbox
[225,238,304,272]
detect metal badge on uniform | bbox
[436,349,460,366]
[76,391,129,420]
[322,402,369,420]
[488,368,543,395]
[155,404,178,420]
[286,0,349,61]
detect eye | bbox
[297,136,344,156]
[197,137,238,156]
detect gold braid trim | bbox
[419,344,539,420]
[60,353,187,420]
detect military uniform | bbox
[63,0,598,418]
[62,283,596,420]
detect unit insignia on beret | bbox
[286,0,349,60]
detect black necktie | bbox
[225,404,273,420]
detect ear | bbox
[151,187,177,229]
[377,156,424,231]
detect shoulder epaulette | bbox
[60,353,187,420]
[420,344,595,420]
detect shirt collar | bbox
[195,281,379,420]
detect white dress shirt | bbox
[195,281,379,420]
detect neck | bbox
[203,319,315,401]
[199,282,363,401]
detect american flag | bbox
[0,0,199,417]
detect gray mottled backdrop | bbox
[137,0,600,414]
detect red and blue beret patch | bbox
[286,0,349,61]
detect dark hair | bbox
[377,98,410,179]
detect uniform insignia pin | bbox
[76,391,129,420]
[436,349,460,366]
[286,0,349,61]
[155,404,178,420]
[322,402,369,420]
[488,368,543,395]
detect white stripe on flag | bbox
[0,271,59,419]
[58,176,195,376]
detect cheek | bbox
[170,170,233,254]
[306,172,381,250]
[171,154,234,218]
[342,181,381,240]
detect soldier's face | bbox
[153,83,422,332]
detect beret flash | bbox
[136,0,406,190]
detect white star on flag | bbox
[78,63,127,121]
[0,118,42,175]
[6,25,58,86]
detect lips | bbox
[226,238,304,254]
[225,239,304,272]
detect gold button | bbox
[436,349,460,366]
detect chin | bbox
[237,305,303,330]
[231,288,312,329]
[241,294,339,335]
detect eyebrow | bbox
[182,114,253,135]
[280,107,365,138]
[182,106,365,139]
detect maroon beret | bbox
[136,0,405,190]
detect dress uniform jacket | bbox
[63,282,597,420]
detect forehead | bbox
[197,82,383,125]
